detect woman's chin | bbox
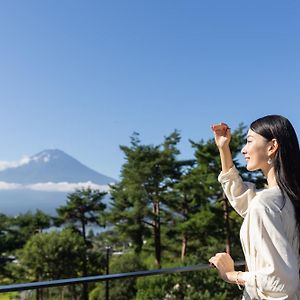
[246,164,257,172]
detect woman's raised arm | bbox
[211,123,233,173]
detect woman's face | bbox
[241,129,270,172]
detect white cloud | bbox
[0,156,31,171]
[0,181,111,193]
[0,182,23,190]
[27,182,111,193]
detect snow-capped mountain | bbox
[0,149,116,184]
[0,149,116,215]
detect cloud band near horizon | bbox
[0,181,111,193]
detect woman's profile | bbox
[209,115,300,299]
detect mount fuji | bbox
[0,149,117,216]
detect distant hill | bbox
[0,149,116,216]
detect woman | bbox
[209,115,300,299]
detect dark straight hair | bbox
[250,115,300,254]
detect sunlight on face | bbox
[241,129,269,172]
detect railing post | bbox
[105,246,110,300]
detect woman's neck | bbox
[264,167,278,188]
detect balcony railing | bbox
[0,261,245,294]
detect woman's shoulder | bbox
[251,186,285,213]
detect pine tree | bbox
[57,187,107,300]
[109,131,183,267]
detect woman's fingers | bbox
[211,123,229,132]
[209,259,216,269]
[209,253,234,269]
[211,123,231,149]
[209,255,221,267]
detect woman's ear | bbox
[267,138,279,156]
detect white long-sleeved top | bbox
[218,166,300,299]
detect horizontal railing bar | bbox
[0,261,245,293]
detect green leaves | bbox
[109,131,183,265]
[19,229,86,280]
[56,187,107,241]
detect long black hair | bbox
[250,115,300,254]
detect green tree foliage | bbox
[16,229,86,299]
[57,187,107,243]
[109,131,185,267]
[0,213,16,279]
[135,256,244,299]
[19,229,85,280]
[56,187,107,300]
[0,210,52,281]
[10,210,52,248]
[90,252,145,300]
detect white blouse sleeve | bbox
[218,165,257,218]
[244,199,299,299]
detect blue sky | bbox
[0,1,299,179]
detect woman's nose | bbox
[241,146,246,154]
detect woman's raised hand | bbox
[211,123,231,149]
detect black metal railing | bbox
[0,261,245,294]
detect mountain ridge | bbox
[0,149,116,184]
